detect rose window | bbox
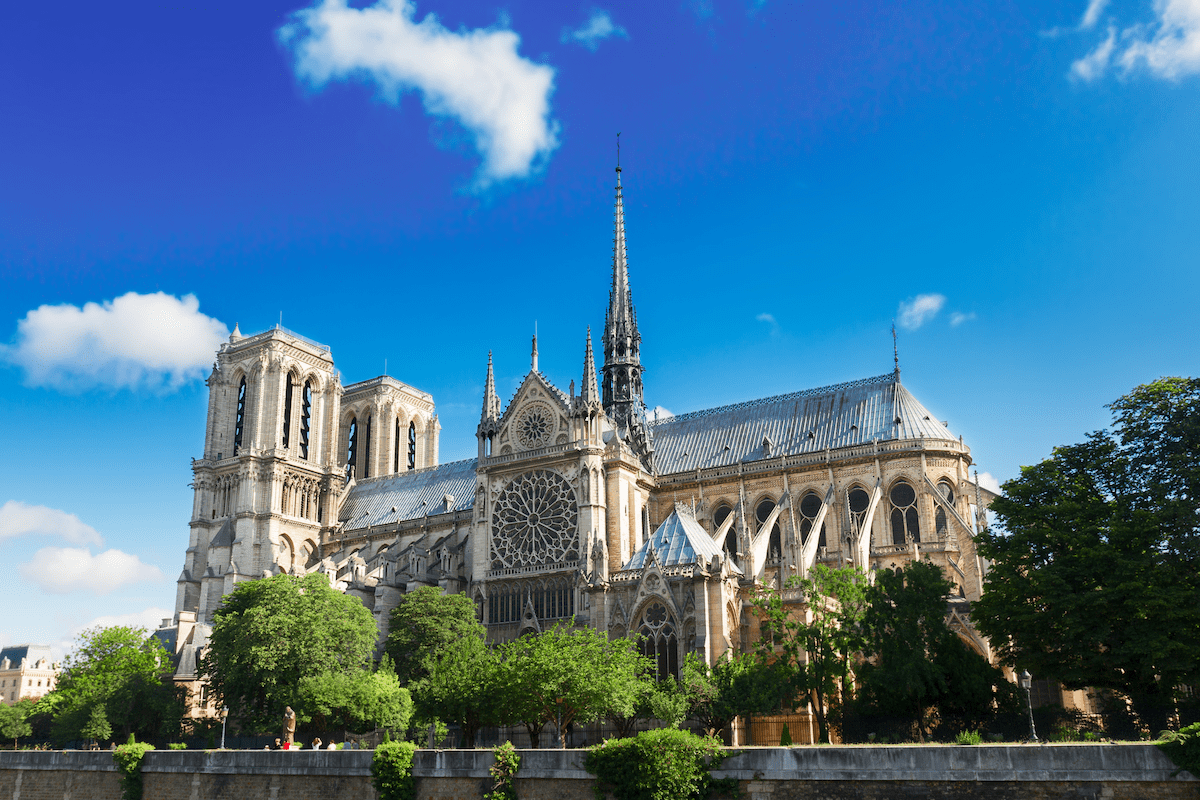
[514,404,554,450]
[491,470,579,570]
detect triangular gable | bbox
[621,503,740,574]
[495,371,573,455]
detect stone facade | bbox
[0,645,57,706]
[161,165,1001,695]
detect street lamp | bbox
[1019,671,1038,742]
[220,706,229,750]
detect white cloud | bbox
[279,0,559,186]
[651,406,674,421]
[897,294,946,330]
[2,292,228,392]
[1082,0,1110,29]
[1073,0,1200,80]
[977,471,1003,494]
[0,501,103,546]
[561,10,628,51]
[19,547,165,595]
[949,311,977,327]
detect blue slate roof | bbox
[648,373,955,475]
[340,458,477,530]
[622,503,734,572]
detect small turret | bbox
[477,352,501,459]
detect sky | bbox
[1,0,1198,657]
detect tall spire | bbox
[480,351,500,424]
[581,326,599,406]
[602,148,644,435]
[531,331,539,373]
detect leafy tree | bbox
[202,572,378,732]
[0,699,34,748]
[500,623,650,748]
[295,657,413,735]
[678,650,781,739]
[974,377,1200,734]
[647,677,689,729]
[750,565,868,743]
[417,634,503,747]
[46,626,182,745]
[858,560,1009,740]
[384,587,485,686]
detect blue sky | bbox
[2,0,1198,655]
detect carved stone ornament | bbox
[513,402,555,450]
[491,469,579,570]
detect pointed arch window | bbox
[233,376,247,455]
[935,481,954,539]
[407,421,417,470]
[848,486,870,543]
[282,378,294,449]
[798,492,827,551]
[347,417,358,478]
[755,498,782,563]
[713,503,737,565]
[299,381,312,460]
[890,480,920,545]
[362,415,372,479]
[394,417,401,473]
[637,602,679,680]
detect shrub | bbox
[112,742,155,800]
[167,742,187,750]
[779,723,792,746]
[371,740,418,800]
[1158,722,1200,779]
[486,741,521,800]
[585,728,731,800]
[954,730,982,745]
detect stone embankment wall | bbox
[0,744,1194,800]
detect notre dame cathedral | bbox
[161,165,999,716]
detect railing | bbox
[482,442,577,466]
[486,561,581,579]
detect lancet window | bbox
[282,378,293,449]
[347,417,358,478]
[637,602,679,680]
[233,376,247,455]
[890,480,920,545]
[408,421,417,470]
[485,576,575,625]
[713,503,737,565]
[798,492,827,550]
[362,415,372,479]
[394,417,401,473]
[755,498,782,563]
[935,480,954,539]
[299,381,312,460]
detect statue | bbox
[283,706,296,745]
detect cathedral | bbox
[161,165,999,710]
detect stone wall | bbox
[0,744,1193,800]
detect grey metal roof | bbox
[209,518,234,548]
[339,458,477,531]
[648,373,955,475]
[0,645,52,666]
[622,503,731,571]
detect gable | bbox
[496,373,572,456]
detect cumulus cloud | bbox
[2,292,228,392]
[0,501,103,546]
[279,0,559,186]
[19,547,165,595]
[977,471,1003,495]
[561,9,628,51]
[897,294,946,330]
[949,311,977,327]
[1073,0,1200,80]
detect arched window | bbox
[233,376,247,455]
[798,492,827,550]
[362,415,372,479]
[487,583,522,625]
[936,480,954,539]
[282,378,294,449]
[394,417,401,473]
[299,381,312,460]
[890,480,920,545]
[713,503,737,565]
[755,498,782,563]
[407,421,417,470]
[637,602,679,680]
[346,417,358,478]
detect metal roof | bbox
[622,503,733,571]
[648,373,955,475]
[0,645,52,666]
[339,458,477,531]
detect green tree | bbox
[678,650,780,739]
[858,560,1008,740]
[974,377,1200,734]
[46,626,182,745]
[202,572,378,732]
[295,658,413,735]
[0,699,34,748]
[81,704,112,745]
[417,634,504,747]
[500,623,650,748]
[750,565,868,743]
[384,587,485,686]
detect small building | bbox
[0,645,58,705]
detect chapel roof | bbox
[647,372,956,475]
[621,503,736,572]
[339,458,477,530]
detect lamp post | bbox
[1019,671,1038,742]
[220,706,229,750]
